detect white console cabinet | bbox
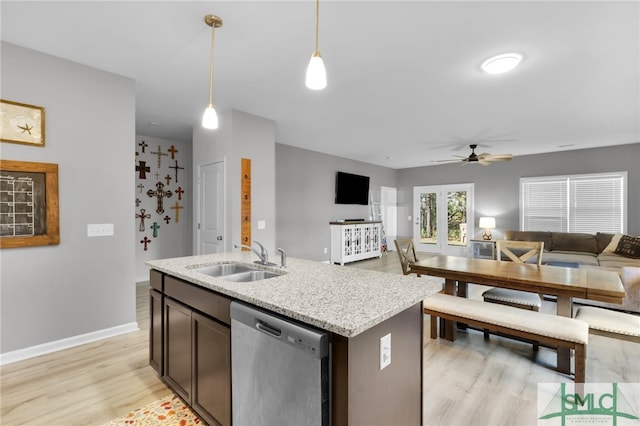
[330,221,382,265]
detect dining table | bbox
[411,255,626,374]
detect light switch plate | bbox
[380,333,391,370]
[258,220,266,230]
[87,223,114,237]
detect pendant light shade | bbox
[306,0,326,90]
[202,15,222,129]
[202,104,218,129]
[306,51,327,90]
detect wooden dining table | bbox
[411,255,626,374]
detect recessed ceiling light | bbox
[481,53,522,74]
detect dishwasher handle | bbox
[256,320,282,338]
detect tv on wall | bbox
[335,171,370,205]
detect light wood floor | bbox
[1,253,638,425]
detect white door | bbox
[381,186,397,245]
[413,184,474,256]
[198,161,225,254]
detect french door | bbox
[413,184,474,256]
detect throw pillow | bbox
[602,233,623,253]
[614,235,640,259]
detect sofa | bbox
[503,231,640,313]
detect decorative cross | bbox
[151,221,160,238]
[169,160,184,183]
[170,201,184,223]
[135,208,151,231]
[155,171,161,182]
[147,182,172,214]
[135,198,141,207]
[136,161,150,179]
[175,186,185,200]
[137,183,144,193]
[140,236,151,251]
[163,215,171,224]
[138,140,148,153]
[150,145,168,168]
[168,145,178,159]
[164,174,172,186]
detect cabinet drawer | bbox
[150,269,163,291]
[165,276,231,325]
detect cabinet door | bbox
[192,312,231,426]
[164,298,192,402]
[149,289,163,375]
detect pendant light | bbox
[202,15,223,129]
[305,0,327,90]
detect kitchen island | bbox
[147,252,442,425]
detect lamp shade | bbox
[479,217,496,229]
[305,51,327,90]
[202,104,218,129]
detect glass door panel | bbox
[414,184,473,256]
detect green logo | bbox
[539,383,639,425]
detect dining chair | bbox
[394,238,421,276]
[481,240,545,311]
[481,240,545,349]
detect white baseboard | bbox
[0,322,139,366]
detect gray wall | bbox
[193,110,276,255]
[1,43,137,356]
[276,144,398,261]
[135,135,193,282]
[397,143,640,240]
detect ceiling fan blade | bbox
[483,153,512,160]
[433,159,463,163]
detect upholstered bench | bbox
[574,306,640,343]
[424,293,589,382]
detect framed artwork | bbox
[0,159,59,248]
[0,99,46,147]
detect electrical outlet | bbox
[380,333,391,370]
[324,247,328,254]
[408,215,412,221]
[87,223,114,237]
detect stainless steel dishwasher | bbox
[231,301,330,426]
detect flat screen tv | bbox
[335,171,370,205]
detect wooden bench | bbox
[424,293,589,382]
[574,306,640,343]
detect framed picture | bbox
[0,159,59,248]
[0,99,46,147]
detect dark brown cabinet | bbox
[149,270,164,375]
[150,271,232,426]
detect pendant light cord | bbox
[314,0,320,53]
[208,24,216,106]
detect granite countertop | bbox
[147,252,443,338]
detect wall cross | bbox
[150,145,168,168]
[147,182,172,214]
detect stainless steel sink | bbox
[194,263,256,277]
[223,270,283,282]
[193,263,284,282]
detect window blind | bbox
[520,172,626,234]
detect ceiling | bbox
[2,1,638,169]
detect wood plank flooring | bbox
[1,252,638,425]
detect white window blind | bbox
[520,172,626,234]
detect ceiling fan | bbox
[435,144,512,166]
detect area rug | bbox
[102,394,202,425]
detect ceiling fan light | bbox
[306,51,327,90]
[202,104,218,129]
[481,53,522,74]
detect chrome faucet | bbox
[235,240,271,265]
[277,248,287,269]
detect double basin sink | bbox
[193,262,285,282]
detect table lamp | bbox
[479,217,496,240]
